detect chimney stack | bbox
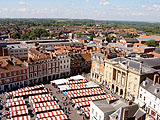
[153,74,157,85]
[122,108,129,120]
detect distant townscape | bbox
[0,19,160,120]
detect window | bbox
[14,77,17,82]
[38,65,41,70]
[23,70,25,74]
[95,112,98,117]
[135,77,137,80]
[30,67,33,72]
[14,72,16,76]
[154,104,156,108]
[140,94,142,98]
[4,73,6,77]
[144,97,146,101]
[34,72,37,77]
[23,76,26,79]
[64,65,65,69]
[92,108,94,114]
[19,76,21,81]
[34,66,37,71]
[61,66,62,69]
[150,101,151,105]
[99,115,101,120]
[49,63,51,68]
[30,73,33,78]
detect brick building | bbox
[0,56,28,91]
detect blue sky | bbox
[0,0,160,22]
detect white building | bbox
[7,45,28,59]
[138,78,160,119]
[57,54,70,77]
[90,99,127,120]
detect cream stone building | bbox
[90,52,105,84]
[104,57,156,101]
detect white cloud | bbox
[17,8,27,12]
[99,0,111,6]
[17,1,29,6]
[2,8,9,11]
[132,12,144,16]
[141,4,160,11]
[85,0,89,2]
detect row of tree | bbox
[11,28,57,40]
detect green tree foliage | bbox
[11,32,21,39]
[50,33,57,37]
[144,40,159,47]
[21,28,50,40]
[125,33,139,38]
[89,34,95,41]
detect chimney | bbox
[122,108,129,120]
[3,48,9,56]
[128,100,132,105]
[153,74,157,85]
[50,52,53,59]
[0,47,3,56]
[14,61,17,66]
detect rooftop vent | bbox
[143,81,148,86]
[154,88,160,94]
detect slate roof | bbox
[140,78,160,99]
[132,57,160,68]
[137,38,159,42]
[125,38,139,43]
[155,48,160,54]
[109,104,145,120]
[112,57,156,74]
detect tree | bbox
[50,33,57,37]
[144,40,159,47]
[29,32,36,40]
[11,32,21,39]
[89,34,95,41]
[21,33,29,40]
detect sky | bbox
[0,0,160,22]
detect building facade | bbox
[90,52,105,84]
[0,56,28,91]
[104,57,156,101]
[138,78,160,119]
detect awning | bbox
[34,105,60,113]
[50,79,68,85]
[14,89,47,97]
[29,94,51,100]
[11,116,30,120]
[37,110,64,118]
[72,94,112,103]
[66,79,87,84]
[7,84,44,96]
[68,90,105,99]
[75,101,91,108]
[38,115,68,120]
[66,88,101,95]
[9,105,27,111]
[10,109,28,118]
[80,107,90,112]
[7,97,24,103]
[33,101,57,108]
[70,75,85,80]
[31,97,54,103]
[7,101,26,107]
